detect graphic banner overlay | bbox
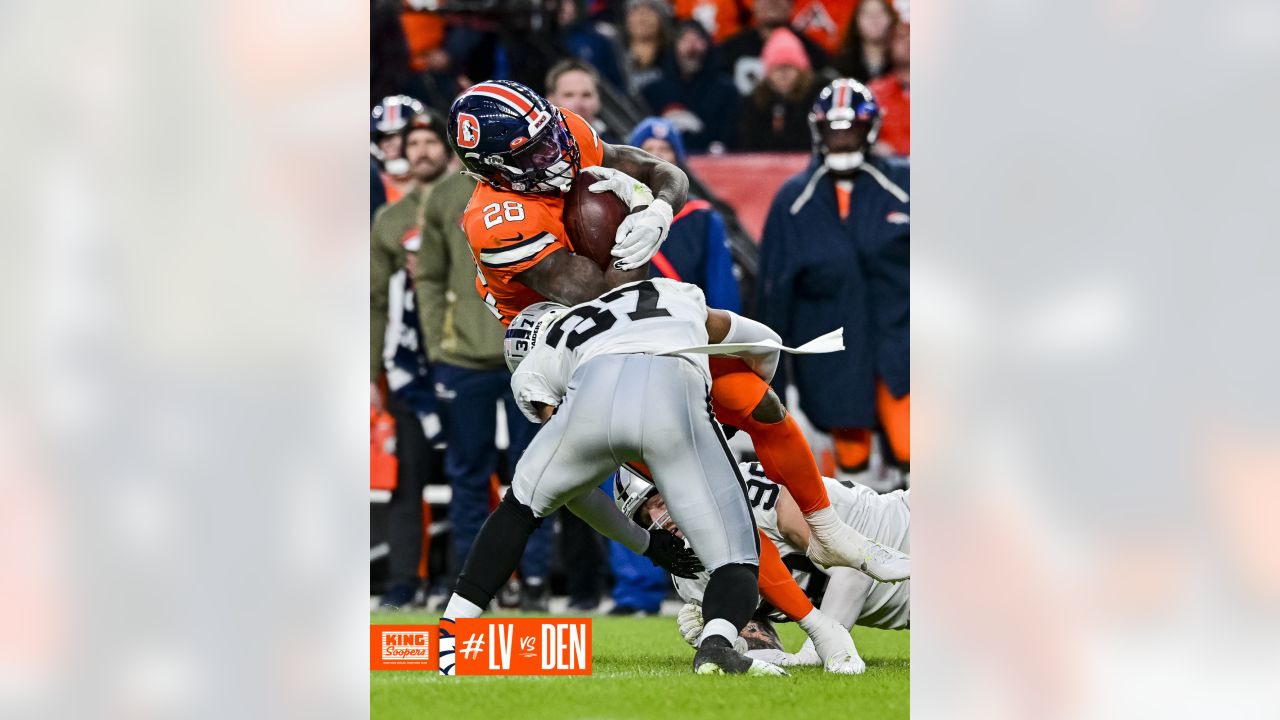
[453,618,592,676]
[371,625,438,671]
[370,619,592,675]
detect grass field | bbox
[371,611,909,719]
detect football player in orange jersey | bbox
[445,79,904,583]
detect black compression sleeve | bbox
[453,491,545,607]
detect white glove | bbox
[677,602,704,647]
[584,165,671,270]
[585,166,653,210]
[611,199,672,270]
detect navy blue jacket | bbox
[754,156,910,430]
[650,198,741,312]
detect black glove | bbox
[643,529,704,579]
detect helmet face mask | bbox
[449,81,583,194]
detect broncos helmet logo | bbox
[456,112,481,149]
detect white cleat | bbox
[823,650,866,675]
[805,513,910,583]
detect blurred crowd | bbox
[370,0,910,613]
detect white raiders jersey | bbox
[511,278,711,423]
[673,462,911,630]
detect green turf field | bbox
[371,611,909,719]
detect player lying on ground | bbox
[440,278,803,676]
[620,462,909,671]
[448,80,908,582]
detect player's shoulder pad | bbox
[559,107,602,159]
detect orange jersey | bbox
[460,107,605,325]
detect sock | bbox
[442,595,483,621]
[798,608,853,663]
[756,532,815,621]
[701,562,759,632]
[743,413,831,514]
[697,618,738,647]
[453,490,543,608]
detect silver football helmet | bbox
[504,301,567,371]
[614,465,669,529]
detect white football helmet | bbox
[614,465,667,528]
[504,301,567,371]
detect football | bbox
[563,168,628,269]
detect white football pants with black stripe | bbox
[511,354,760,573]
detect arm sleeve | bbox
[509,345,569,423]
[415,198,448,363]
[702,210,741,312]
[720,311,783,382]
[564,487,649,554]
[370,211,394,381]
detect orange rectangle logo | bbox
[452,618,592,675]
[371,625,438,671]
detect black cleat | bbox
[692,635,788,676]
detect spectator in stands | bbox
[556,0,626,91]
[736,28,817,152]
[623,0,671,95]
[830,0,899,83]
[642,20,740,153]
[719,0,828,97]
[370,109,452,608]
[371,0,431,108]
[544,59,621,144]
[628,117,741,310]
[674,0,746,43]
[415,174,554,612]
[867,23,909,156]
[790,0,856,55]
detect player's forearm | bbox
[603,144,687,212]
[517,248,611,305]
[647,160,688,212]
[604,264,649,289]
[564,488,649,553]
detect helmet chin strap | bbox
[384,158,410,176]
[824,151,864,173]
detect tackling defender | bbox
[439,278,798,676]
[616,462,910,671]
[447,80,907,582]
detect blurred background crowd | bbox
[370,0,910,614]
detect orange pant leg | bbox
[708,358,831,514]
[756,530,814,621]
[831,428,872,472]
[876,381,910,466]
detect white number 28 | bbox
[482,201,526,229]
